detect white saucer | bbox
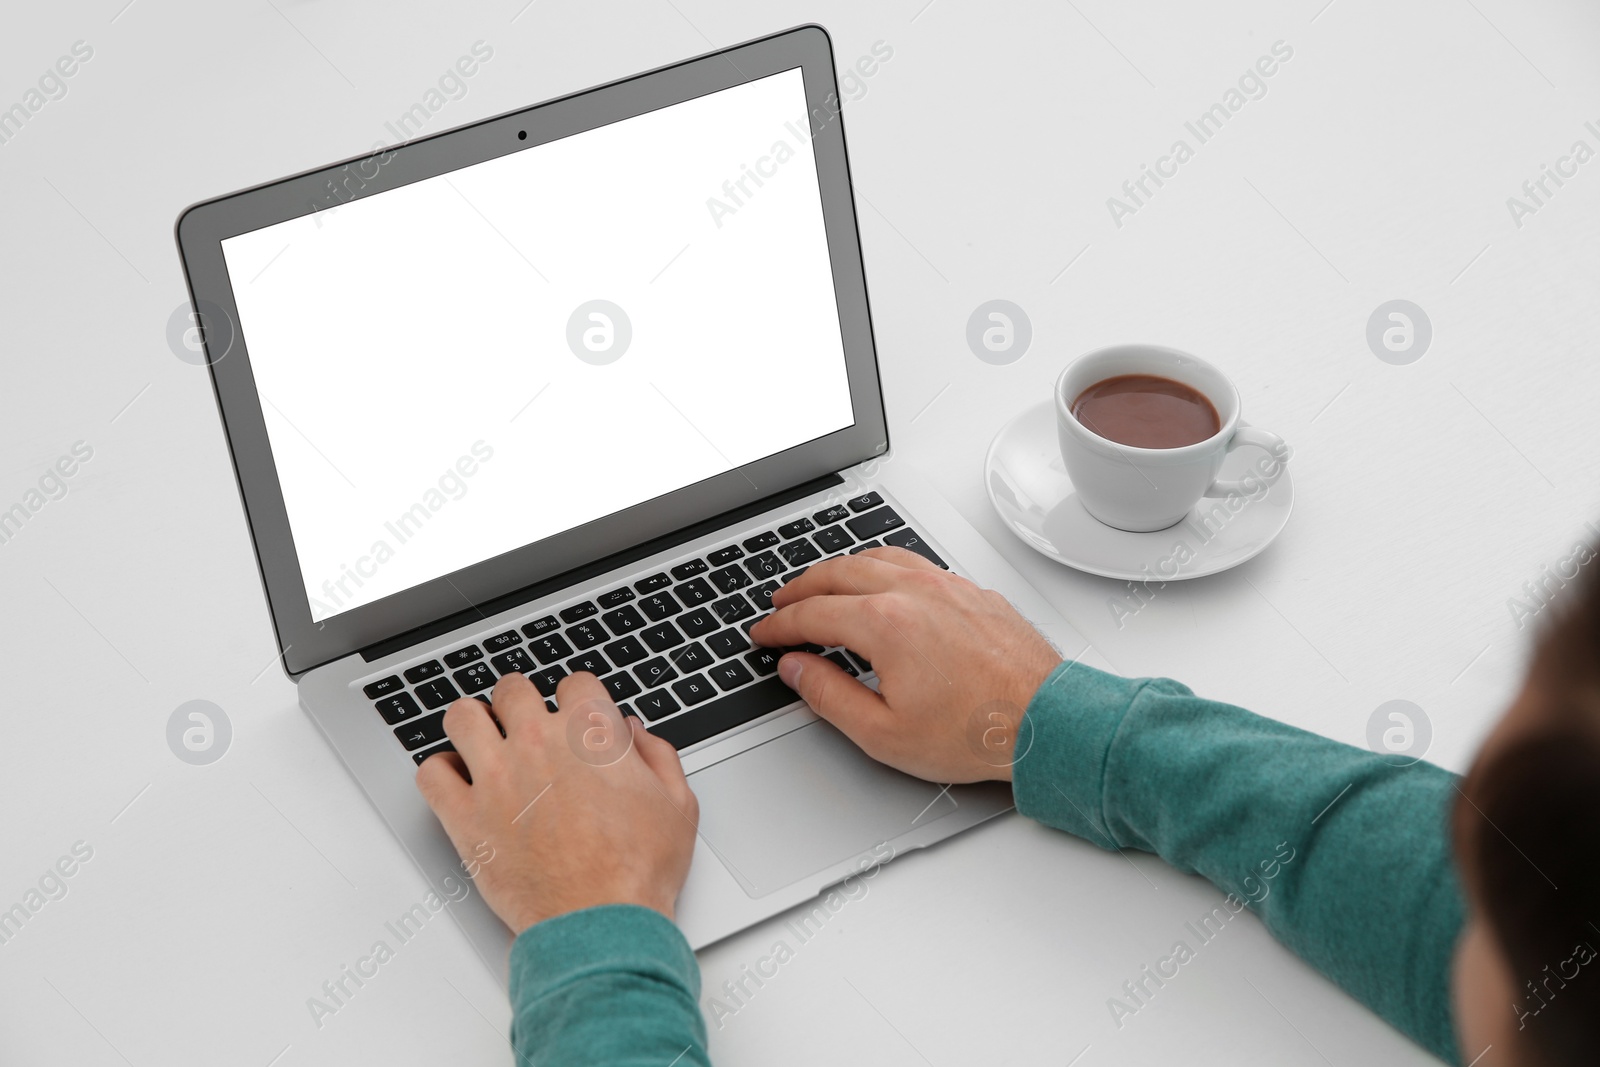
[984,401,1293,581]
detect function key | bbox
[404,660,444,684]
[523,615,560,638]
[813,505,850,526]
[415,678,460,709]
[707,545,744,565]
[778,518,815,539]
[484,630,522,653]
[363,675,403,699]
[670,558,708,580]
[743,531,780,551]
[598,587,636,608]
[885,528,949,569]
[443,646,483,669]
[845,506,905,541]
[375,692,422,725]
[814,526,854,554]
[560,601,598,624]
[847,491,882,513]
[635,572,672,594]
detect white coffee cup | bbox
[1056,345,1289,533]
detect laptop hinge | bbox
[359,472,845,662]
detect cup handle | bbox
[1203,426,1289,497]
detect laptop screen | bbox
[220,67,854,623]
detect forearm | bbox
[510,904,710,1066]
[1015,661,1464,1064]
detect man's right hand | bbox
[749,546,1061,783]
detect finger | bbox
[442,696,505,774]
[771,553,918,609]
[553,670,613,715]
[751,594,888,654]
[489,670,543,739]
[776,651,891,749]
[416,750,471,819]
[631,719,693,803]
[853,544,943,573]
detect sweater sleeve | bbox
[1013,661,1465,1064]
[509,904,709,1066]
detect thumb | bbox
[778,651,889,745]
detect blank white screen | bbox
[221,68,854,621]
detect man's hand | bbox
[415,671,698,935]
[750,546,1061,783]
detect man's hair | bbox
[1459,557,1600,1065]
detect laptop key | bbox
[604,673,642,701]
[529,665,567,697]
[566,650,611,677]
[395,712,448,751]
[670,558,708,580]
[743,531,779,551]
[484,630,522,652]
[708,660,754,692]
[884,528,949,569]
[671,674,716,706]
[523,615,561,638]
[648,678,800,751]
[824,651,860,678]
[847,491,882,513]
[634,689,681,722]
[602,605,645,633]
[364,675,404,699]
[636,572,672,593]
[847,650,873,674]
[744,647,782,676]
[813,526,854,554]
[603,635,648,667]
[415,678,460,709]
[744,551,785,581]
[375,692,422,724]
[560,601,598,624]
[453,662,495,694]
[640,621,685,653]
[598,587,635,608]
[568,620,608,650]
[677,577,716,606]
[708,564,751,593]
[491,648,534,676]
[633,657,678,689]
[846,506,904,541]
[777,539,821,567]
[678,607,719,638]
[529,633,575,664]
[669,641,714,674]
[711,593,756,626]
[639,591,681,621]
[706,629,750,658]
[850,540,883,554]
[741,612,768,635]
[707,545,744,565]
[778,518,814,539]
[747,580,781,612]
[405,660,444,684]
[412,740,456,765]
[813,504,850,526]
[443,646,484,669]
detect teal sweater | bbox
[508,663,1465,1065]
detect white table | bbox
[3,2,1596,1063]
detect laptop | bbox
[175,24,1094,979]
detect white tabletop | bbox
[4,2,1597,1064]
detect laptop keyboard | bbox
[365,491,948,763]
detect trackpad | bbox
[688,720,958,899]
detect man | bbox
[417,545,1600,1066]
